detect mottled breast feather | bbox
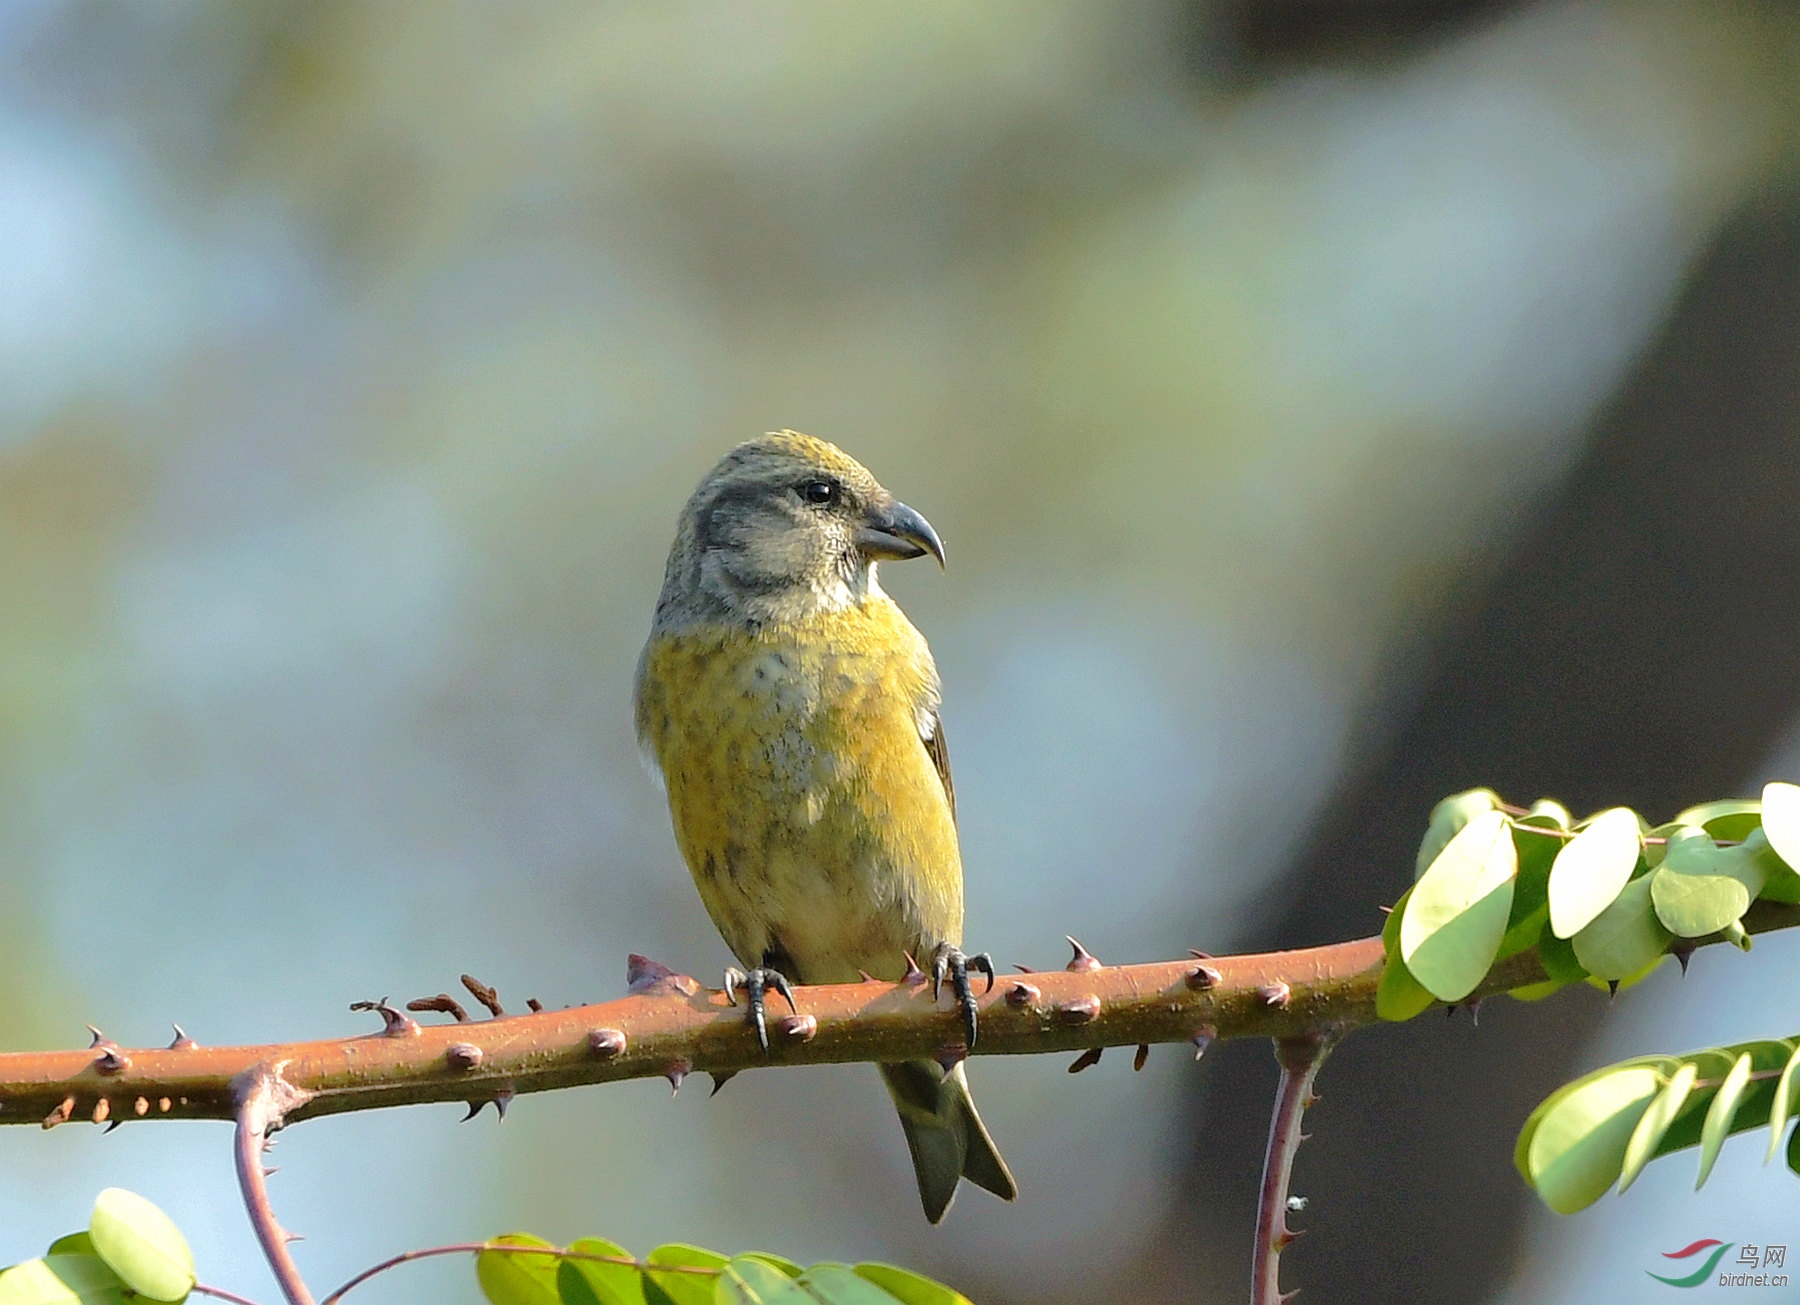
[635,593,962,983]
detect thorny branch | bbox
[1253,1031,1341,1305]
[1,902,1794,1132]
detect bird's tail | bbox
[879,1059,1018,1223]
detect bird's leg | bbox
[930,944,996,1048]
[723,966,798,1053]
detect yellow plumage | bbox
[635,431,1016,1223]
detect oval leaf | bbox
[1619,1062,1697,1193]
[1696,1053,1754,1189]
[1762,782,1800,870]
[1766,1043,1800,1164]
[1415,789,1500,879]
[794,1265,903,1305]
[1526,1066,1661,1213]
[1548,808,1641,938]
[0,1257,129,1305]
[851,1265,972,1305]
[715,1258,812,1305]
[475,1234,560,1305]
[1673,798,1763,842]
[1376,948,1437,1022]
[41,1240,92,1262]
[559,1239,644,1305]
[643,1246,727,1305]
[1650,829,1753,939]
[87,1190,193,1304]
[1400,810,1517,1001]
[1571,875,1671,981]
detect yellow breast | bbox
[636,595,962,982]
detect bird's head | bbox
[656,431,944,627]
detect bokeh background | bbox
[4,2,1800,1301]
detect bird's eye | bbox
[799,479,838,505]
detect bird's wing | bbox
[922,707,955,826]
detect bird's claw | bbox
[724,966,798,1053]
[930,944,995,1048]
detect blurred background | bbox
[3,1,1800,1301]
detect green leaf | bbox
[1618,1062,1696,1193]
[1765,1042,1800,1164]
[738,1257,802,1281]
[1761,782,1800,870]
[1571,876,1671,981]
[1399,810,1516,1001]
[40,1241,91,1263]
[1506,979,1565,1001]
[1536,930,1589,984]
[87,1190,193,1304]
[714,1259,811,1305]
[793,1266,902,1304]
[1497,822,1559,960]
[559,1239,645,1305]
[1740,827,1800,904]
[643,1246,727,1305]
[1789,1109,1800,1177]
[1375,947,1437,1021]
[851,1265,972,1305]
[1415,789,1501,879]
[1696,1053,1755,1189]
[1673,798,1763,842]
[0,1257,129,1305]
[1650,827,1755,938]
[1548,807,1640,938]
[477,1234,561,1305]
[1525,1066,1661,1213]
[1521,798,1573,829]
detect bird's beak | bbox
[855,497,946,568]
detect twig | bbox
[194,1284,268,1305]
[0,902,1792,1131]
[1252,1031,1340,1305]
[233,1064,317,1305]
[318,1240,715,1305]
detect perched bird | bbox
[635,430,1016,1223]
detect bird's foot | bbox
[930,944,995,1048]
[723,966,798,1053]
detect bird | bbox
[634,430,1017,1223]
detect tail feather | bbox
[880,1060,1017,1223]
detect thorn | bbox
[526,998,544,1013]
[1005,981,1041,1007]
[169,1024,198,1050]
[1192,1024,1217,1060]
[1378,903,1394,914]
[933,1042,968,1073]
[1280,1289,1301,1303]
[1445,1004,1458,1019]
[103,1120,121,1134]
[626,955,699,997]
[588,1027,627,1058]
[780,1013,818,1042]
[1186,949,1215,959]
[461,974,505,1017]
[86,1024,105,1047]
[1674,947,1693,976]
[1607,980,1620,999]
[1012,963,1037,973]
[93,1045,131,1075]
[1260,981,1291,1008]
[665,1059,691,1094]
[1186,964,1221,990]
[133,1097,149,1117]
[1134,1043,1150,1072]
[445,1042,484,1070]
[1068,1047,1103,1073]
[1302,1091,1320,1109]
[708,1071,737,1097]
[157,1097,172,1113]
[43,1095,74,1129]
[407,994,471,1023]
[1298,1131,1312,1144]
[856,970,877,983]
[900,952,926,984]
[283,1232,304,1245]
[91,1098,109,1124]
[461,1101,485,1122]
[1468,999,1482,1027]
[1274,1227,1304,1249]
[263,1166,280,1179]
[350,999,421,1038]
[492,1088,513,1120]
[1055,995,1101,1023]
[1065,936,1101,972]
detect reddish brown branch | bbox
[1253,1031,1340,1305]
[1,901,1793,1132]
[233,1065,317,1305]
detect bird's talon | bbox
[930,944,987,1048]
[724,966,796,1055]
